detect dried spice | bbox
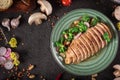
[28,74,35,79]
[0,28,8,44]
[27,64,34,70]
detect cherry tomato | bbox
[62,0,71,6]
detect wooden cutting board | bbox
[4,0,36,12]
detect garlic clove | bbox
[2,18,10,31]
[11,15,22,29]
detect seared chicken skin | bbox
[65,23,112,64]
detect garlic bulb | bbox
[2,18,10,31]
[11,15,22,29]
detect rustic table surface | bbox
[0,0,119,80]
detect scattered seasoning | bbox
[51,22,55,27]
[18,72,23,77]
[27,64,35,70]
[71,78,75,80]
[91,74,98,80]
[92,74,98,77]
[12,34,15,37]
[22,68,25,72]
[64,13,66,15]
[92,77,96,80]
[43,78,46,80]
[48,19,51,22]
[40,75,43,78]
[27,73,30,76]
[28,74,35,79]
[95,1,100,5]
[0,28,8,44]
[57,16,60,20]
[1,64,38,79]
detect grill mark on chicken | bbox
[77,38,88,60]
[99,23,112,39]
[94,25,107,45]
[79,35,91,57]
[70,42,81,63]
[82,33,95,55]
[87,29,101,50]
[85,32,99,55]
[76,43,84,61]
[91,27,106,48]
[75,39,86,60]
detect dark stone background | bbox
[0,0,120,80]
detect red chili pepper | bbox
[62,0,72,6]
[56,73,62,80]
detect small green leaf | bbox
[54,41,61,47]
[103,32,110,43]
[78,21,88,32]
[81,15,90,22]
[91,17,99,26]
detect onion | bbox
[4,61,14,70]
[0,57,6,65]
[0,47,7,56]
[74,32,82,39]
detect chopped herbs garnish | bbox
[103,32,110,43]
[78,21,88,32]
[68,27,79,33]
[81,15,90,22]
[90,17,99,26]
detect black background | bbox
[0,0,120,80]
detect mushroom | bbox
[112,0,120,4]
[37,0,52,16]
[2,18,10,31]
[113,70,120,77]
[113,64,120,78]
[28,12,47,25]
[113,64,120,71]
[113,6,120,21]
[114,77,120,80]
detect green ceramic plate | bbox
[50,9,119,75]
